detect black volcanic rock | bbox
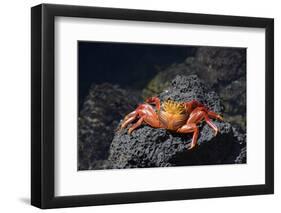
[78,83,141,170]
[142,47,246,130]
[195,47,246,86]
[106,75,246,169]
[159,75,223,114]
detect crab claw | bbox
[145,97,160,111]
[145,96,156,103]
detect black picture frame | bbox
[31,3,274,209]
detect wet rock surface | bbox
[106,75,246,169]
[78,83,141,170]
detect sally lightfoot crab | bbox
[119,97,223,149]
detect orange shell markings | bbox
[159,100,188,130]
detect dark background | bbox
[78,41,196,108]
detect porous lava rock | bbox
[142,47,246,129]
[106,75,246,169]
[78,83,141,170]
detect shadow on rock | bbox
[105,75,246,169]
[78,83,141,170]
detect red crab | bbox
[119,97,223,149]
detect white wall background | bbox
[0,0,279,212]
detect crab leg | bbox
[119,111,137,129]
[180,109,205,149]
[208,111,223,121]
[135,104,162,129]
[184,100,204,113]
[177,107,221,149]
[176,123,199,149]
[119,103,161,133]
[204,114,219,136]
[189,107,222,134]
[128,117,144,134]
[123,111,137,121]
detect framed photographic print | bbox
[31,3,274,209]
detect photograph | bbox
[30,3,274,209]
[78,42,247,170]
[0,0,278,212]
